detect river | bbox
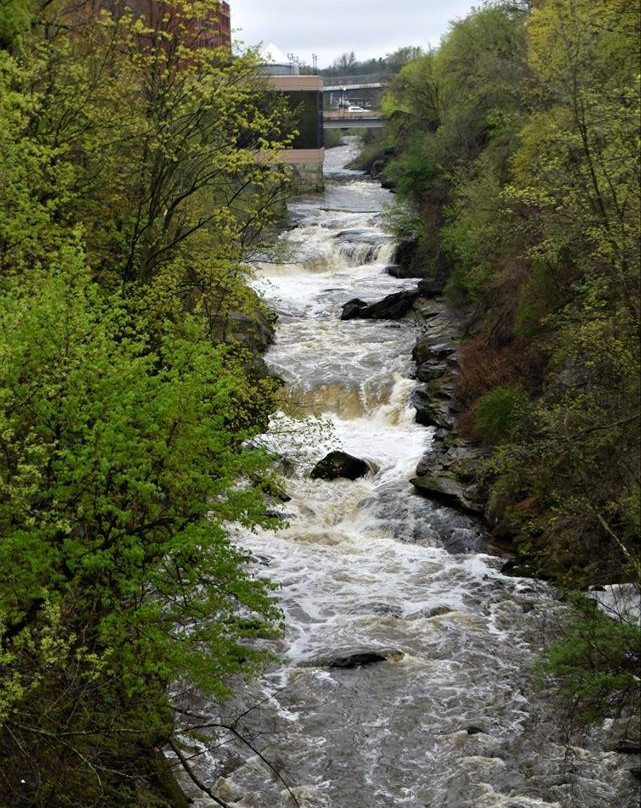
[185,140,637,808]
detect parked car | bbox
[347,105,366,113]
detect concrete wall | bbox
[266,75,325,191]
[279,149,325,192]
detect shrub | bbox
[323,128,344,148]
[473,386,528,444]
[539,592,641,723]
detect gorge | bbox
[180,139,639,808]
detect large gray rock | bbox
[328,652,388,668]
[340,298,369,319]
[305,649,403,668]
[412,335,436,365]
[416,361,448,382]
[411,388,453,429]
[410,473,482,515]
[209,309,275,353]
[340,290,419,320]
[311,451,371,481]
[417,277,444,297]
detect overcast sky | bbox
[231,1,480,68]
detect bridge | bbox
[323,111,385,129]
[322,73,389,89]
[321,73,388,125]
[322,81,385,93]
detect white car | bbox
[347,105,366,113]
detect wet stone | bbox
[416,361,448,382]
[249,553,272,566]
[310,451,371,481]
[411,473,482,516]
[412,335,456,364]
[413,301,441,320]
[417,277,444,297]
[328,652,390,668]
[411,387,453,429]
[340,290,419,320]
[431,342,457,360]
[340,298,368,319]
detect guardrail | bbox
[323,110,382,119]
[322,73,389,86]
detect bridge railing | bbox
[323,110,382,119]
[322,73,389,87]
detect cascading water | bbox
[186,140,637,808]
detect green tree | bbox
[0,2,296,803]
[381,3,529,283]
[2,0,294,297]
[483,0,641,580]
[0,255,281,806]
[539,592,641,723]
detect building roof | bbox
[261,42,289,65]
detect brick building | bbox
[117,0,231,49]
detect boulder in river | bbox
[328,652,389,668]
[302,649,403,668]
[311,451,371,481]
[340,298,369,319]
[410,473,482,516]
[340,290,419,320]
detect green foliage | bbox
[383,0,640,597]
[513,260,562,337]
[0,0,293,291]
[383,131,440,205]
[0,0,32,48]
[380,4,530,284]
[323,128,344,149]
[382,53,440,138]
[320,45,424,78]
[473,386,528,445]
[0,254,281,806]
[442,154,510,304]
[0,1,295,803]
[539,593,641,722]
[483,0,640,585]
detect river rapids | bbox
[183,140,638,808]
